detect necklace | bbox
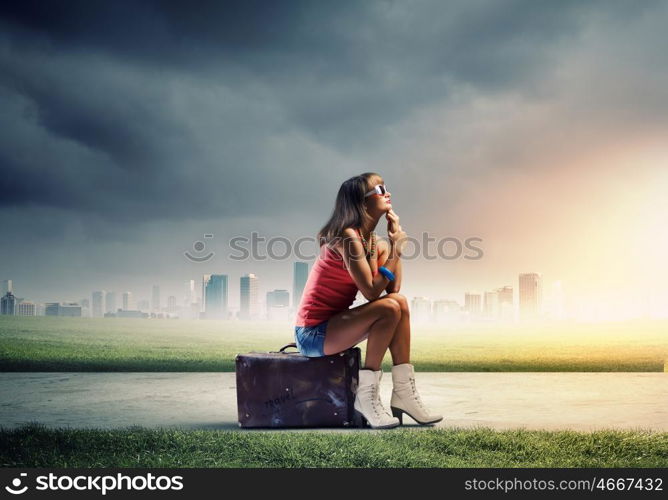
[356,228,376,258]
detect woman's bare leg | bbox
[324,296,401,370]
[385,293,411,365]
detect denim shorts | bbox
[294,320,328,357]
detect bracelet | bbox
[378,266,395,281]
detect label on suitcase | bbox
[235,343,361,428]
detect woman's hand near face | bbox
[386,209,406,257]
[386,208,399,230]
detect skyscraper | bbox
[239,273,259,320]
[1,292,16,315]
[151,285,161,312]
[183,280,195,307]
[16,302,36,316]
[432,300,461,323]
[464,292,482,318]
[292,262,309,308]
[497,286,513,307]
[105,291,117,314]
[203,274,229,319]
[1,280,12,296]
[45,302,82,317]
[483,290,499,318]
[519,272,543,320]
[58,303,82,317]
[496,285,514,321]
[201,275,209,316]
[411,296,432,323]
[92,291,106,318]
[122,291,134,311]
[45,302,60,316]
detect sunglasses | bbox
[364,184,389,197]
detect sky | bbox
[1,0,667,318]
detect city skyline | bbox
[3,261,664,322]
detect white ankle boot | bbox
[390,363,443,425]
[354,369,400,429]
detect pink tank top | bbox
[295,244,360,326]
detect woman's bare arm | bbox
[338,228,400,301]
[378,239,402,293]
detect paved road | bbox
[1,372,666,432]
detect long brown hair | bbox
[317,172,382,247]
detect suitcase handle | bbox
[278,343,299,353]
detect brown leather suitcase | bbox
[235,343,361,428]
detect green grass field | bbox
[2,423,666,468]
[2,318,666,468]
[1,316,666,372]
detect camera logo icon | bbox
[184,234,215,263]
[5,473,28,495]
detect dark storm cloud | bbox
[0,1,581,72]
[0,0,660,235]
